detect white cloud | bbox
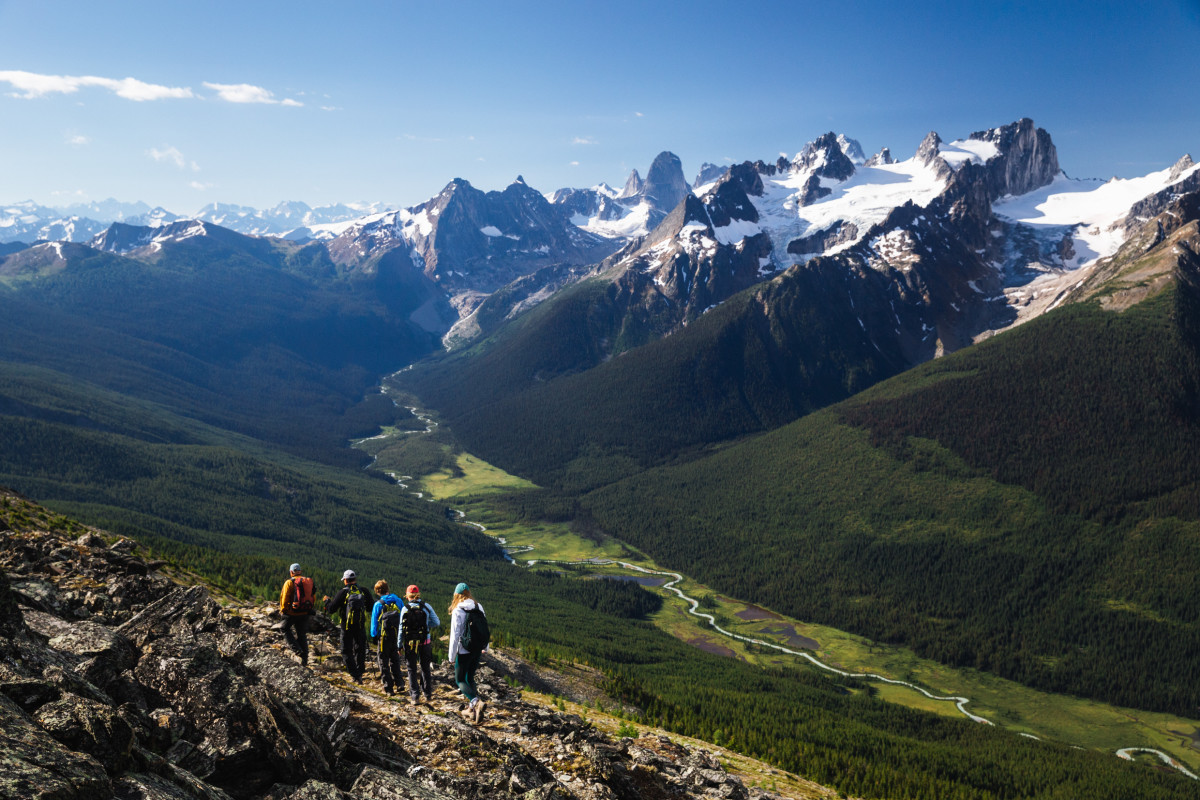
[189,181,214,191]
[572,136,597,145]
[0,70,193,101]
[570,161,580,166]
[203,82,303,106]
[66,134,90,147]
[634,111,644,117]
[148,146,200,171]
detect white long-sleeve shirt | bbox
[447,598,486,661]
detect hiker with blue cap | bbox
[447,582,491,724]
[279,563,315,666]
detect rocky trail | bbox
[0,499,790,800]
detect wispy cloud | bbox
[572,136,597,145]
[148,146,200,171]
[66,133,90,147]
[189,181,214,191]
[203,82,303,106]
[0,70,193,101]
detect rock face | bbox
[0,517,760,800]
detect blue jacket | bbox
[398,597,441,644]
[370,593,403,638]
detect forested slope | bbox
[581,279,1200,716]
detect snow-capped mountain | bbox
[324,176,619,317]
[6,116,1197,362]
[192,200,393,239]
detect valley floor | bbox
[356,420,1200,781]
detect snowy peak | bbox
[792,132,858,182]
[90,220,214,255]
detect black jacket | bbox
[324,583,374,629]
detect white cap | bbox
[343,569,356,580]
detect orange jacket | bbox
[280,575,314,616]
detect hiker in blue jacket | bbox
[369,579,404,696]
[398,584,440,705]
[447,582,489,724]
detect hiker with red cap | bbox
[323,569,373,684]
[398,584,440,705]
[279,563,315,666]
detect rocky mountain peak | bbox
[865,147,894,167]
[793,133,857,182]
[836,134,867,165]
[915,131,943,165]
[0,504,769,800]
[967,118,1059,198]
[618,169,644,200]
[643,151,689,213]
[1170,154,1196,182]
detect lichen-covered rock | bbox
[0,693,111,799]
[34,696,136,773]
[350,764,456,800]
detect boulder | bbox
[0,693,111,799]
[34,696,135,773]
[350,765,456,800]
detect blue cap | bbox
[455,582,469,595]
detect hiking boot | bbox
[424,693,433,703]
[384,686,394,696]
[460,706,476,723]
[409,696,419,706]
[473,700,487,724]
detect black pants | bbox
[281,614,310,664]
[403,641,434,700]
[341,624,367,680]
[378,636,403,691]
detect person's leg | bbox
[281,615,298,652]
[349,626,366,681]
[403,645,420,701]
[377,641,394,692]
[418,642,434,699]
[454,652,479,700]
[296,614,310,665]
[340,626,355,673]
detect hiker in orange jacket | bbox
[279,563,315,666]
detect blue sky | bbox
[2,0,1199,214]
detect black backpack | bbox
[344,585,366,628]
[378,600,401,641]
[402,600,429,649]
[460,605,490,654]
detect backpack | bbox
[459,605,490,654]
[402,600,429,649]
[288,576,315,614]
[344,585,366,628]
[378,599,402,641]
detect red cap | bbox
[406,584,420,596]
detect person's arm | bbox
[425,602,441,634]
[323,586,347,617]
[279,580,292,613]
[447,607,461,662]
[369,601,382,638]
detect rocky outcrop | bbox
[0,518,761,800]
[643,153,690,217]
[967,118,1058,199]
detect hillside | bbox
[575,203,1200,717]
[0,228,443,465]
[4,494,1196,799]
[0,505,788,800]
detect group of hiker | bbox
[278,564,491,724]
